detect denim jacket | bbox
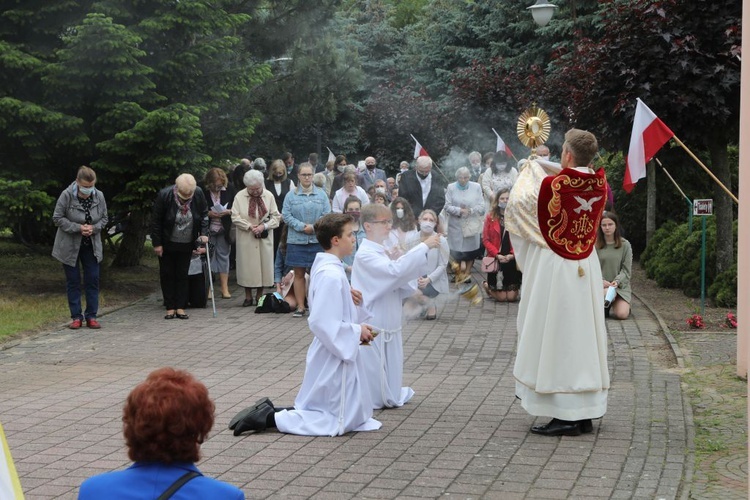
[282,186,331,245]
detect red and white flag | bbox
[411,135,429,159]
[326,147,336,164]
[492,128,513,158]
[624,98,674,193]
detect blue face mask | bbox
[78,185,94,196]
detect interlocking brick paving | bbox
[0,279,690,499]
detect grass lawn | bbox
[0,236,159,340]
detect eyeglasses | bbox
[370,219,393,226]
[298,173,313,177]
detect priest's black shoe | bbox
[530,418,582,436]
[232,401,274,436]
[228,397,273,431]
[579,419,594,434]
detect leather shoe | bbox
[242,298,255,307]
[86,318,101,329]
[69,319,83,329]
[530,418,582,437]
[232,403,274,436]
[579,419,593,434]
[229,397,274,430]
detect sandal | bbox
[175,311,189,320]
[164,312,176,320]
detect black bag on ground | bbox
[186,254,208,308]
[255,292,291,314]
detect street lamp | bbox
[527,0,558,27]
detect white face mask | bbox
[337,165,346,173]
[396,208,405,219]
[420,221,435,234]
[375,187,386,194]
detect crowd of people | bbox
[53,146,629,330]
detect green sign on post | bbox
[693,199,713,315]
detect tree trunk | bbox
[708,135,734,276]
[646,160,657,245]
[111,209,149,268]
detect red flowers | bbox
[723,313,738,329]
[686,313,705,329]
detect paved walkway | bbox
[0,275,691,499]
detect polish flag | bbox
[412,135,429,159]
[493,129,513,157]
[624,98,674,193]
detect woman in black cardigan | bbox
[151,174,209,320]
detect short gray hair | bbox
[468,151,481,163]
[455,166,470,180]
[312,172,326,188]
[175,173,197,196]
[415,156,432,169]
[243,169,264,187]
[253,157,267,171]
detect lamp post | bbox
[527,0,558,27]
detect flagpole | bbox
[410,134,450,184]
[671,135,739,204]
[430,160,451,185]
[492,128,519,163]
[655,158,690,204]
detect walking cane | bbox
[204,239,217,318]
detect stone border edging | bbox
[632,290,695,500]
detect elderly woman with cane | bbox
[151,174,209,320]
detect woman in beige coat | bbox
[232,170,281,307]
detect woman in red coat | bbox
[482,188,521,302]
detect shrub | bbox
[709,263,737,308]
[641,218,737,307]
[0,178,56,245]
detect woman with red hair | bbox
[78,368,244,499]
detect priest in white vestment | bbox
[230,214,381,436]
[351,204,442,409]
[504,129,610,437]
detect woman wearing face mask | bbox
[202,168,235,299]
[444,167,485,280]
[265,159,295,259]
[481,150,518,210]
[341,196,367,280]
[328,155,349,200]
[482,188,521,302]
[386,197,420,258]
[404,210,450,320]
[52,166,109,329]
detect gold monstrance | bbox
[516,104,551,156]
